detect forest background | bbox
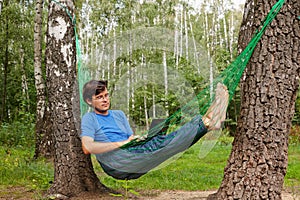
[0,0,300,198]
[1,0,299,143]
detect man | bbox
[80,80,229,179]
[81,80,134,154]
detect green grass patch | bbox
[285,144,300,192]
[0,146,53,191]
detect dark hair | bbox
[83,80,108,104]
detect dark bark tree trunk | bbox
[211,0,300,199]
[45,0,109,198]
[1,10,9,122]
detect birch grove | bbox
[78,0,244,128]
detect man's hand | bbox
[117,135,135,147]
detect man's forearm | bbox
[81,136,131,154]
[84,141,125,154]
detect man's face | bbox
[91,88,110,115]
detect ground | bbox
[68,190,300,200]
[0,187,299,200]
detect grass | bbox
[0,146,53,191]
[94,139,300,194]
[0,136,299,198]
[96,142,232,191]
[285,144,300,191]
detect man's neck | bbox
[95,108,109,115]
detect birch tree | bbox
[45,0,108,197]
[33,0,53,158]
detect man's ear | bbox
[86,98,92,106]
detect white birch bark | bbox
[99,42,105,79]
[221,0,229,50]
[205,6,214,97]
[210,12,216,97]
[144,95,149,129]
[0,0,3,15]
[188,13,200,73]
[163,51,169,116]
[229,12,234,60]
[174,8,179,67]
[20,48,30,111]
[107,53,110,80]
[85,31,89,57]
[184,8,188,60]
[152,85,156,118]
[90,31,96,62]
[113,27,117,76]
[34,0,46,120]
[126,32,132,117]
[217,7,222,48]
[179,5,183,57]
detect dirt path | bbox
[0,187,299,200]
[148,190,299,200]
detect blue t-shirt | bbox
[81,110,133,142]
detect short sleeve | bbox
[80,113,96,139]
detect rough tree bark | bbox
[211,0,300,199]
[45,0,109,198]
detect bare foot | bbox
[202,83,229,130]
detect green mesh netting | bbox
[75,0,285,149]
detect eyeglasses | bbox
[93,93,110,101]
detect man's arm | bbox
[81,135,134,154]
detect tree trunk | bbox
[45,0,108,197]
[20,48,30,111]
[163,51,169,116]
[184,8,188,60]
[188,13,200,73]
[1,12,9,122]
[211,0,300,199]
[33,0,54,159]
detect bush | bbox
[0,115,35,147]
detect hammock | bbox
[76,0,285,180]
